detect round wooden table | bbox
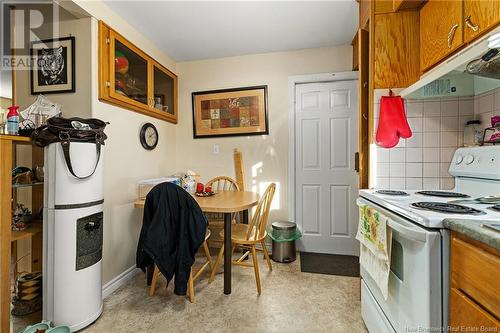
[134,190,260,295]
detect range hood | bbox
[400,27,500,100]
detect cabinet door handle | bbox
[465,15,479,32]
[447,23,459,49]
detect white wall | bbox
[176,46,353,222]
[474,86,500,131]
[15,16,93,118]
[83,14,178,284]
[0,69,12,99]
[72,0,176,70]
[14,0,179,285]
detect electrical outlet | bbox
[213,144,220,154]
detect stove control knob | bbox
[465,154,475,165]
[455,154,464,165]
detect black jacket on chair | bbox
[136,182,207,295]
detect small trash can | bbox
[268,221,301,263]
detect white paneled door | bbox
[294,80,359,255]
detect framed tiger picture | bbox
[30,36,75,94]
[192,85,269,138]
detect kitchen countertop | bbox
[443,218,500,250]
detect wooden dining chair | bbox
[209,183,276,294]
[206,176,240,193]
[205,176,240,247]
[149,230,212,303]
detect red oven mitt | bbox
[376,93,412,148]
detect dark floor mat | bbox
[300,252,359,277]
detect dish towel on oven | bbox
[356,205,392,299]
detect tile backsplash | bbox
[474,86,500,130]
[371,87,500,190]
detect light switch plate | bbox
[213,144,220,154]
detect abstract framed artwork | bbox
[192,85,269,138]
[30,36,75,94]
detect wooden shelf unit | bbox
[0,134,44,332]
[11,222,42,242]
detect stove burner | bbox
[411,202,484,215]
[416,191,469,198]
[491,204,500,212]
[376,190,409,196]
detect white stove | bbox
[359,189,500,229]
[358,146,500,333]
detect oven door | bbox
[357,197,443,333]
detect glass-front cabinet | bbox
[99,21,177,123]
[152,63,176,118]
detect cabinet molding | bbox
[98,21,178,124]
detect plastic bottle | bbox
[463,120,483,146]
[6,105,20,135]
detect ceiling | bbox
[103,1,359,62]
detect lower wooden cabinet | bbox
[449,232,500,331]
[450,288,500,329]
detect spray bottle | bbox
[7,105,20,135]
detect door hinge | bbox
[354,152,360,173]
[106,81,111,88]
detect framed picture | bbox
[192,85,269,138]
[30,36,75,94]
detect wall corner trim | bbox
[102,265,141,299]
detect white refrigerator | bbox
[43,142,104,331]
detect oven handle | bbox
[357,198,427,243]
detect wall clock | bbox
[140,123,158,150]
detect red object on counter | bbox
[375,92,412,148]
[196,183,204,193]
[205,186,212,193]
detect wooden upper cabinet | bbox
[108,30,151,111]
[463,0,500,43]
[151,62,177,120]
[420,0,463,72]
[99,21,178,123]
[373,11,420,88]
